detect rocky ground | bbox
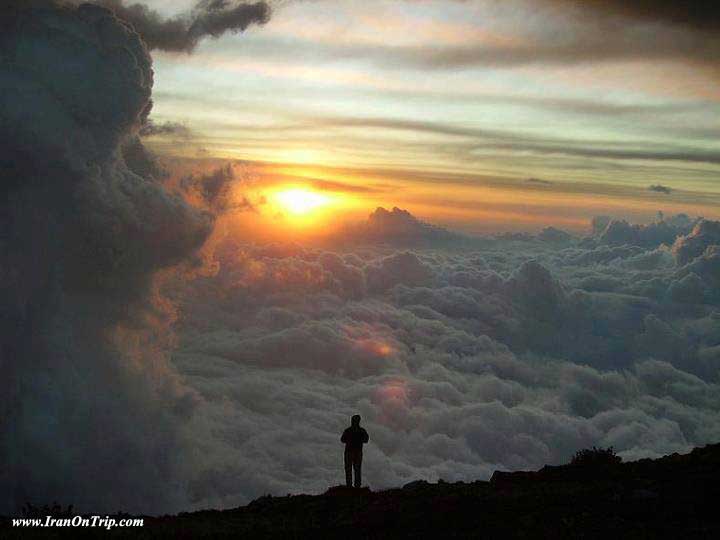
[5,443,720,538]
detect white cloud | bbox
[163,210,720,509]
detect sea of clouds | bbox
[168,205,720,510]
[2,0,720,515]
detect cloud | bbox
[537,226,572,243]
[163,209,720,507]
[341,207,466,246]
[310,178,390,194]
[667,272,707,305]
[245,15,720,73]
[140,119,191,137]
[384,40,718,70]
[672,219,720,265]
[526,177,553,185]
[1,1,213,513]
[197,0,716,78]
[649,184,672,194]
[597,217,696,249]
[366,251,435,293]
[296,115,720,168]
[92,0,271,52]
[549,0,720,33]
[180,163,255,212]
[673,246,720,305]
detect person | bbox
[341,414,369,488]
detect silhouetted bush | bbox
[571,446,622,467]
[21,502,74,518]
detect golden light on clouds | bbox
[274,188,330,215]
[253,184,361,238]
[355,338,395,358]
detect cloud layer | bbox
[162,206,720,509]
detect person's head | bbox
[351,414,361,426]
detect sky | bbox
[2,0,720,517]
[141,0,720,232]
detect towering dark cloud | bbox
[1,1,212,513]
[92,0,271,52]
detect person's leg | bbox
[344,451,352,487]
[353,453,362,488]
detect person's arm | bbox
[362,429,369,443]
[341,429,348,443]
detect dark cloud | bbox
[386,39,718,69]
[551,0,720,32]
[237,22,720,72]
[180,163,254,212]
[310,178,390,194]
[92,0,271,52]
[302,116,720,167]
[205,1,716,73]
[526,177,553,185]
[672,219,720,265]
[1,1,212,513]
[366,251,435,292]
[675,247,720,305]
[537,226,572,243]
[667,272,707,305]
[649,184,672,194]
[122,135,170,180]
[596,217,696,249]
[140,119,191,137]
[342,207,466,246]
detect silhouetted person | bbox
[341,414,369,488]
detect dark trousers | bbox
[344,449,363,487]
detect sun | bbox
[274,188,330,215]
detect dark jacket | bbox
[341,425,369,451]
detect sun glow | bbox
[274,188,330,215]
[238,179,365,240]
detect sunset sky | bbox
[142,0,720,232]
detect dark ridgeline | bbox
[6,442,719,538]
[341,415,370,488]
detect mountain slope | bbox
[5,443,720,538]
